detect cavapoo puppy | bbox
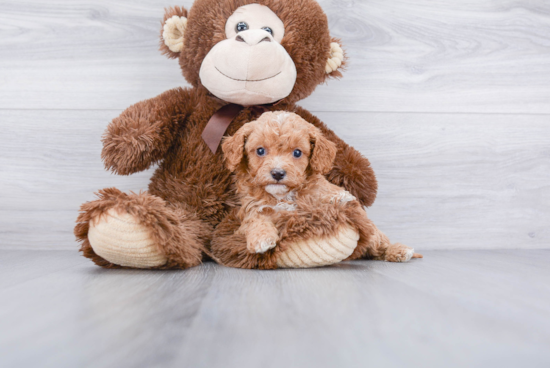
[211,111,422,269]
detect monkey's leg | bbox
[210,208,359,270]
[74,188,211,269]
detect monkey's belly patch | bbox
[276,225,359,268]
[88,209,168,268]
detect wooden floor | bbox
[1,250,549,368]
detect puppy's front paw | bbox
[244,221,280,254]
[249,237,278,254]
[383,243,423,262]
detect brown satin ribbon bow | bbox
[201,104,268,154]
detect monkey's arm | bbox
[294,107,378,207]
[102,87,195,175]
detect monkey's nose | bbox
[235,30,272,46]
[271,169,286,181]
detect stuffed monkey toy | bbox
[75,0,411,269]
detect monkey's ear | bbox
[325,39,346,78]
[222,124,254,172]
[309,127,338,175]
[160,6,188,59]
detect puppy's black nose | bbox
[271,169,286,181]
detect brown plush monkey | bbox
[75,0,386,269]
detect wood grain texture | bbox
[1,250,549,368]
[1,110,548,250]
[0,0,549,112]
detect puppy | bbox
[221,111,422,264]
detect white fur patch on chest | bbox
[258,201,297,212]
[260,186,297,212]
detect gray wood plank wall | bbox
[1,0,549,250]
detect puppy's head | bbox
[222,112,337,197]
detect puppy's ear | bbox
[310,128,338,175]
[222,124,254,172]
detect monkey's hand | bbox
[326,145,378,207]
[102,88,193,175]
[293,107,378,207]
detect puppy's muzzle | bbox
[270,169,286,181]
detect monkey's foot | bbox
[276,225,359,268]
[88,209,168,268]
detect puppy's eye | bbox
[256,147,266,157]
[262,27,273,36]
[236,22,249,32]
[293,149,302,158]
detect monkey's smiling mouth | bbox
[215,67,281,82]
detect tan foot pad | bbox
[276,225,359,268]
[88,209,167,268]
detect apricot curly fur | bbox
[210,113,414,269]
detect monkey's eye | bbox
[293,149,302,158]
[262,27,273,36]
[236,22,249,32]
[256,147,266,157]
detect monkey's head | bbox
[160,0,346,106]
